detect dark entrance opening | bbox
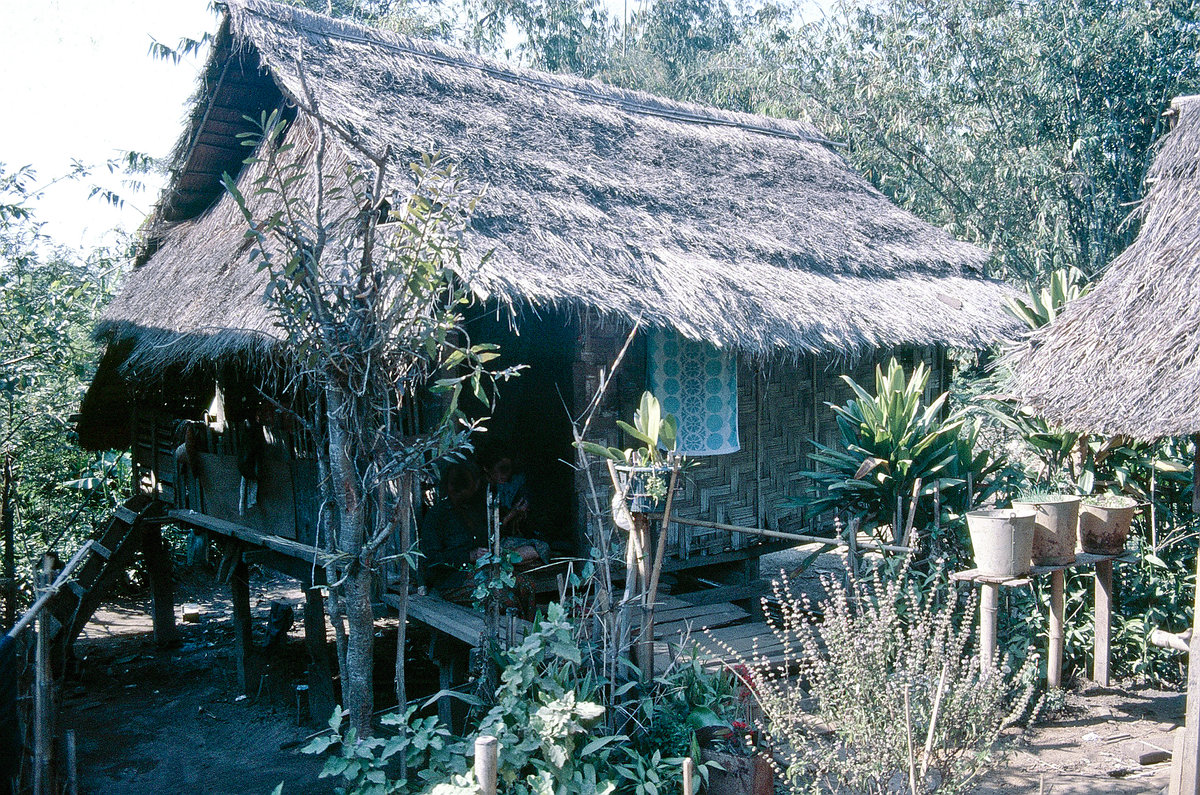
[465,305,580,555]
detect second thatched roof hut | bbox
[1008,96,1200,441]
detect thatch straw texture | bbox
[1008,96,1200,440]
[99,0,1016,370]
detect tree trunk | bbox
[343,562,376,736]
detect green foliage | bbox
[576,391,678,467]
[744,561,1040,793]
[0,162,129,607]
[791,358,974,536]
[1003,267,1092,331]
[304,705,468,794]
[770,0,1200,283]
[300,601,743,794]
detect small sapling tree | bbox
[224,106,516,736]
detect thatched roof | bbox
[1007,96,1200,440]
[98,0,1015,374]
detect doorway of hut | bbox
[462,305,581,566]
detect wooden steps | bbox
[35,496,154,660]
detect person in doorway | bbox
[477,443,549,567]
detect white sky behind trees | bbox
[0,0,214,251]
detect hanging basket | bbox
[613,464,674,515]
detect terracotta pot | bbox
[966,509,1035,578]
[1078,497,1137,555]
[1012,495,1080,566]
[698,749,774,795]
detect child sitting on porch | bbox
[419,462,539,615]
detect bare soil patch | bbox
[64,570,328,795]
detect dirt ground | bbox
[66,572,330,795]
[58,559,1182,794]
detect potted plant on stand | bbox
[578,390,681,514]
[577,391,683,682]
[1078,493,1138,555]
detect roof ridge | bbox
[228,0,839,147]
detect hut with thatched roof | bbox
[77,0,1017,583]
[1008,95,1200,792]
[1008,96,1200,439]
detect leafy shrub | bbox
[300,602,737,795]
[730,559,1039,794]
[791,357,976,539]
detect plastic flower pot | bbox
[1078,495,1138,555]
[966,508,1036,578]
[1012,495,1080,566]
[613,464,673,514]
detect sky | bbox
[0,0,218,251]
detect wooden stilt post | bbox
[1172,439,1200,793]
[1094,560,1112,686]
[980,582,999,673]
[303,582,336,724]
[34,555,53,795]
[230,557,256,694]
[1171,542,1200,794]
[1048,570,1065,689]
[141,524,177,647]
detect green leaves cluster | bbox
[1003,267,1092,331]
[301,600,742,795]
[792,358,969,535]
[0,162,129,606]
[575,391,678,467]
[305,705,466,794]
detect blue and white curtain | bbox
[647,329,739,456]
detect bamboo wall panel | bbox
[571,325,949,567]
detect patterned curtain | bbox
[646,328,739,456]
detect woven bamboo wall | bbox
[572,323,948,565]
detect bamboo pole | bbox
[670,516,912,554]
[34,555,53,795]
[1048,570,1065,689]
[475,735,498,795]
[641,467,679,681]
[681,756,695,795]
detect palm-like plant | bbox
[1003,266,1091,330]
[791,358,966,538]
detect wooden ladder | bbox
[35,495,155,662]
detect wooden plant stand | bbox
[951,552,1131,687]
